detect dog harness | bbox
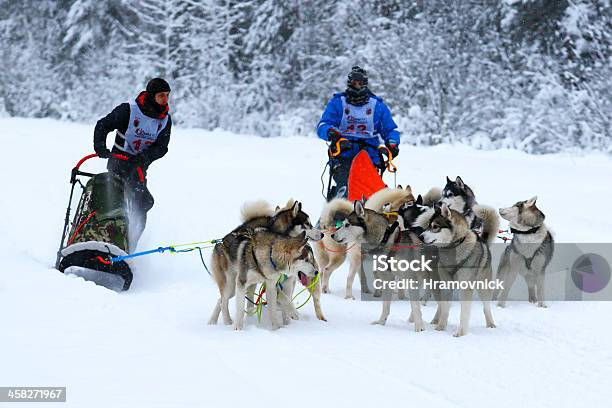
[508,227,553,270]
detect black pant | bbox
[326,155,385,202]
[327,158,351,201]
[108,159,154,251]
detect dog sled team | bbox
[208,176,554,337]
[82,69,554,337]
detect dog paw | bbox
[414,321,426,332]
[435,324,446,331]
[538,302,548,308]
[317,315,328,322]
[371,319,386,325]
[232,322,244,331]
[373,289,382,298]
[223,318,233,326]
[207,318,218,325]
[496,302,506,308]
[453,330,466,338]
[487,322,497,328]
[344,294,356,300]
[322,286,330,294]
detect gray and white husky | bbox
[209,200,324,328]
[208,230,318,330]
[421,203,499,337]
[494,197,554,308]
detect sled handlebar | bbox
[73,153,129,171]
[71,153,145,184]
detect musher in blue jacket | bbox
[317,66,400,200]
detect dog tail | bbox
[422,187,442,207]
[320,198,353,229]
[365,187,412,212]
[240,200,274,222]
[473,204,500,244]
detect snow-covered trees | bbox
[0,0,609,153]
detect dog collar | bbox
[510,226,541,235]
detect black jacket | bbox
[94,99,171,178]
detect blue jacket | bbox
[317,92,400,165]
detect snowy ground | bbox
[1,117,611,408]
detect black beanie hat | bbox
[347,66,368,86]
[146,78,171,95]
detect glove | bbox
[327,128,351,154]
[385,141,399,158]
[95,146,111,159]
[327,128,341,143]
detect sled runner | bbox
[55,153,142,291]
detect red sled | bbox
[347,150,387,201]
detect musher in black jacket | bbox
[93,78,172,244]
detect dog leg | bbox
[536,272,547,308]
[420,287,431,306]
[245,284,256,313]
[454,289,473,337]
[345,247,362,299]
[278,285,299,325]
[410,300,425,332]
[497,267,518,308]
[322,253,345,294]
[310,279,327,321]
[221,279,235,325]
[266,278,281,330]
[372,300,391,325]
[232,282,247,330]
[477,288,497,328]
[527,275,538,304]
[208,298,222,325]
[435,301,449,331]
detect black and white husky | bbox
[441,176,481,231]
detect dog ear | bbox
[275,205,280,211]
[291,201,301,217]
[455,176,465,189]
[404,184,412,193]
[416,195,423,205]
[446,176,451,184]
[441,203,451,219]
[397,184,402,189]
[526,196,537,207]
[354,200,365,217]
